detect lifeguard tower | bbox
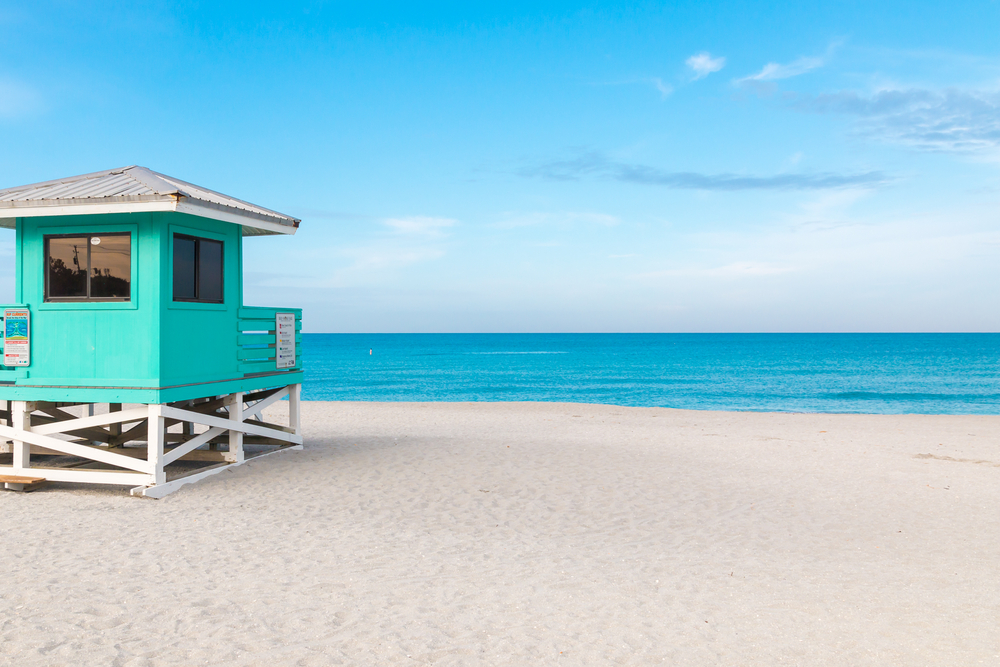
[0,166,303,497]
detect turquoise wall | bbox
[157,214,243,387]
[15,212,161,387]
[0,211,302,403]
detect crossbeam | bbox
[159,405,302,444]
[0,423,151,473]
[162,426,226,466]
[244,386,289,420]
[30,407,149,436]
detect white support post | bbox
[0,400,10,454]
[289,383,302,438]
[11,401,31,472]
[147,404,165,485]
[226,392,244,463]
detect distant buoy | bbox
[369,349,372,355]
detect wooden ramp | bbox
[0,474,48,492]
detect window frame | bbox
[43,232,132,303]
[172,233,225,304]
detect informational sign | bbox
[275,313,296,369]
[3,308,30,367]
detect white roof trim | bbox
[0,199,298,236]
[0,200,176,220]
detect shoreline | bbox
[296,397,999,417]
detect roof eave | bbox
[175,199,299,236]
[0,195,299,236]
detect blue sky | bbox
[1,1,998,332]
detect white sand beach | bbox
[1,401,998,666]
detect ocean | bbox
[301,333,1000,414]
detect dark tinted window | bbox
[198,239,223,302]
[173,236,197,300]
[173,234,224,303]
[46,234,130,301]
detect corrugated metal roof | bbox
[0,166,300,235]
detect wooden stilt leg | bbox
[108,403,122,446]
[147,404,165,485]
[208,397,220,450]
[86,403,100,445]
[289,383,302,438]
[226,392,244,463]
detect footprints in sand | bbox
[914,453,1000,467]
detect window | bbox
[45,233,131,301]
[173,234,223,303]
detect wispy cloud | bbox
[729,42,1000,153]
[522,152,890,191]
[735,42,841,94]
[650,77,673,98]
[740,56,824,83]
[793,87,1000,153]
[686,52,726,80]
[383,215,457,237]
[0,77,40,118]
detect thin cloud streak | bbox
[793,87,1000,152]
[735,42,841,94]
[523,153,891,191]
[740,56,824,83]
[650,77,673,98]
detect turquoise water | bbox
[301,333,1000,414]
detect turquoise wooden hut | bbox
[0,166,303,497]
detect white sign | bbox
[275,312,296,369]
[3,308,30,367]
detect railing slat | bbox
[236,307,302,376]
[238,333,301,346]
[239,360,278,374]
[238,347,275,361]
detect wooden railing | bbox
[237,306,303,377]
[0,305,29,381]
